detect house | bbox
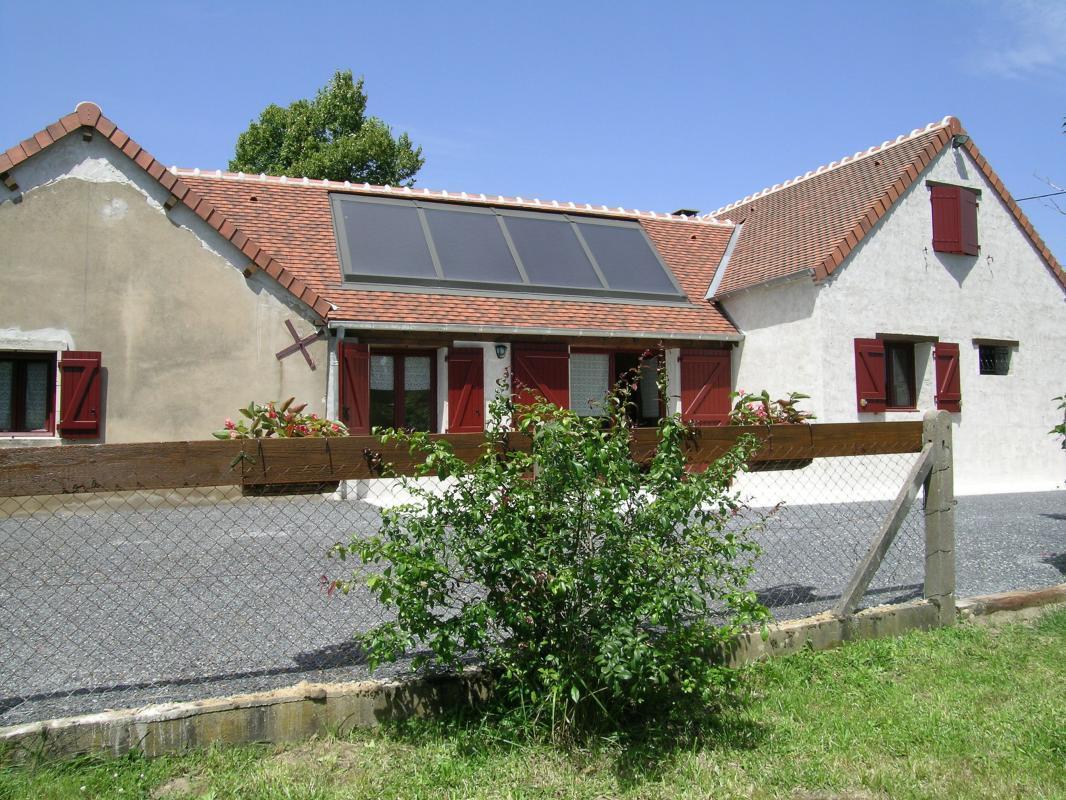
[1,103,1063,494]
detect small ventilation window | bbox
[978,345,1011,375]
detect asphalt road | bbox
[0,488,1062,726]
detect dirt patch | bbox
[150,775,210,799]
[270,738,367,772]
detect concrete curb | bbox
[3,584,1063,764]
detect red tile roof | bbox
[0,103,333,318]
[710,117,1066,296]
[177,172,741,339]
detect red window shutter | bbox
[934,342,962,412]
[679,349,731,426]
[854,338,886,413]
[511,343,569,409]
[58,351,102,438]
[339,342,370,434]
[447,349,484,433]
[959,189,979,256]
[931,185,962,254]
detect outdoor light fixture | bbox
[495,344,508,359]
[951,134,970,148]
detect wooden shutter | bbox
[934,342,962,412]
[959,189,979,256]
[679,349,731,426]
[339,342,370,434]
[58,350,102,438]
[511,343,569,409]
[931,185,962,254]
[854,338,886,413]
[447,348,484,432]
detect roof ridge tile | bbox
[168,166,736,227]
[706,117,957,218]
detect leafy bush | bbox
[329,367,769,733]
[1051,395,1066,446]
[213,398,348,439]
[729,389,815,426]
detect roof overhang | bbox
[327,319,743,342]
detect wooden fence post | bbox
[923,410,956,625]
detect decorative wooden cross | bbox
[275,320,323,370]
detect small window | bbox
[978,345,1011,376]
[369,351,436,431]
[0,353,56,434]
[884,342,916,409]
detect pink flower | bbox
[331,423,340,432]
[310,413,318,420]
[268,411,277,419]
[228,430,238,439]
[224,418,235,430]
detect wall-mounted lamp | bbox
[495,343,508,359]
[951,133,970,148]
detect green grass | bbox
[3,611,1064,800]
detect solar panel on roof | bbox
[422,205,523,284]
[575,222,680,294]
[334,197,438,279]
[502,213,603,290]
[330,194,687,302]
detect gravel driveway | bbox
[0,487,1061,726]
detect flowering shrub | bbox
[728,389,815,426]
[212,398,348,439]
[328,368,769,733]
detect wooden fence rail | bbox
[0,421,924,498]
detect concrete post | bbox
[922,410,956,625]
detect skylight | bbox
[330,195,687,302]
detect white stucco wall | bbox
[723,145,1066,495]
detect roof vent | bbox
[672,208,700,218]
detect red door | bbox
[679,349,731,425]
[338,342,370,434]
[511,343,569,409]
[447,349,485,432]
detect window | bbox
[978,345,1011,375]
[369,351,436,431]
[0,352,56,434]
[570,350,661,426]
[884,342,916,409]
[930,184,979,256]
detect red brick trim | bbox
[2,102,332,320]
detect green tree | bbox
[229,71,424,185]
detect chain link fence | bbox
[1,435,932,728]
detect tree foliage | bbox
[229,71,424,185]
[329,365,770,733]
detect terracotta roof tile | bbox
[179,173,740,338]
[712,117,1065,295]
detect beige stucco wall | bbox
[0,136,327,444]
[723,143,1066,495]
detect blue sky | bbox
[4,1,1064,261]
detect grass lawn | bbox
[2,610,1064,800]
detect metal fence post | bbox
[922,410,956,625]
